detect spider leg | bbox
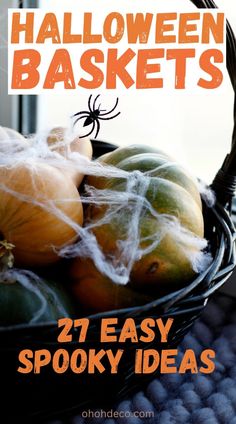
[88,95,93,113]
[93,94,100,112]
[94,119,100,139]
[99,98,119,116]
[72,110,88,118]
[98,112,121,121]
[80,120,96,138]
[73,113,90,127]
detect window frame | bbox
[0,0,38,134]
[19,0,38,134]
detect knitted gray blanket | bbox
[47,294,236,424]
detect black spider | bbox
[72,94,121,139]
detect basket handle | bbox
[190,0,236,207]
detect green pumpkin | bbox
[98,144,171,166]
[82,144,205,297]
[116,153,201,208]
[0,272,74,326]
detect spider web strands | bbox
[197,180,216,207]
[144,162,215,207]
[0,268,69,323]
[81,185,210,259]
[0,130,212,287]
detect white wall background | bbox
[36,0,236,184]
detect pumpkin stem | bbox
[0,240,15,271]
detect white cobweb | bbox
[0,128,213,322]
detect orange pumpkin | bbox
[0,163,83,267]
[47,127,93,187]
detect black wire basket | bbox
[1,0,236,422]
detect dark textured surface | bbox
[44,293,236,424]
